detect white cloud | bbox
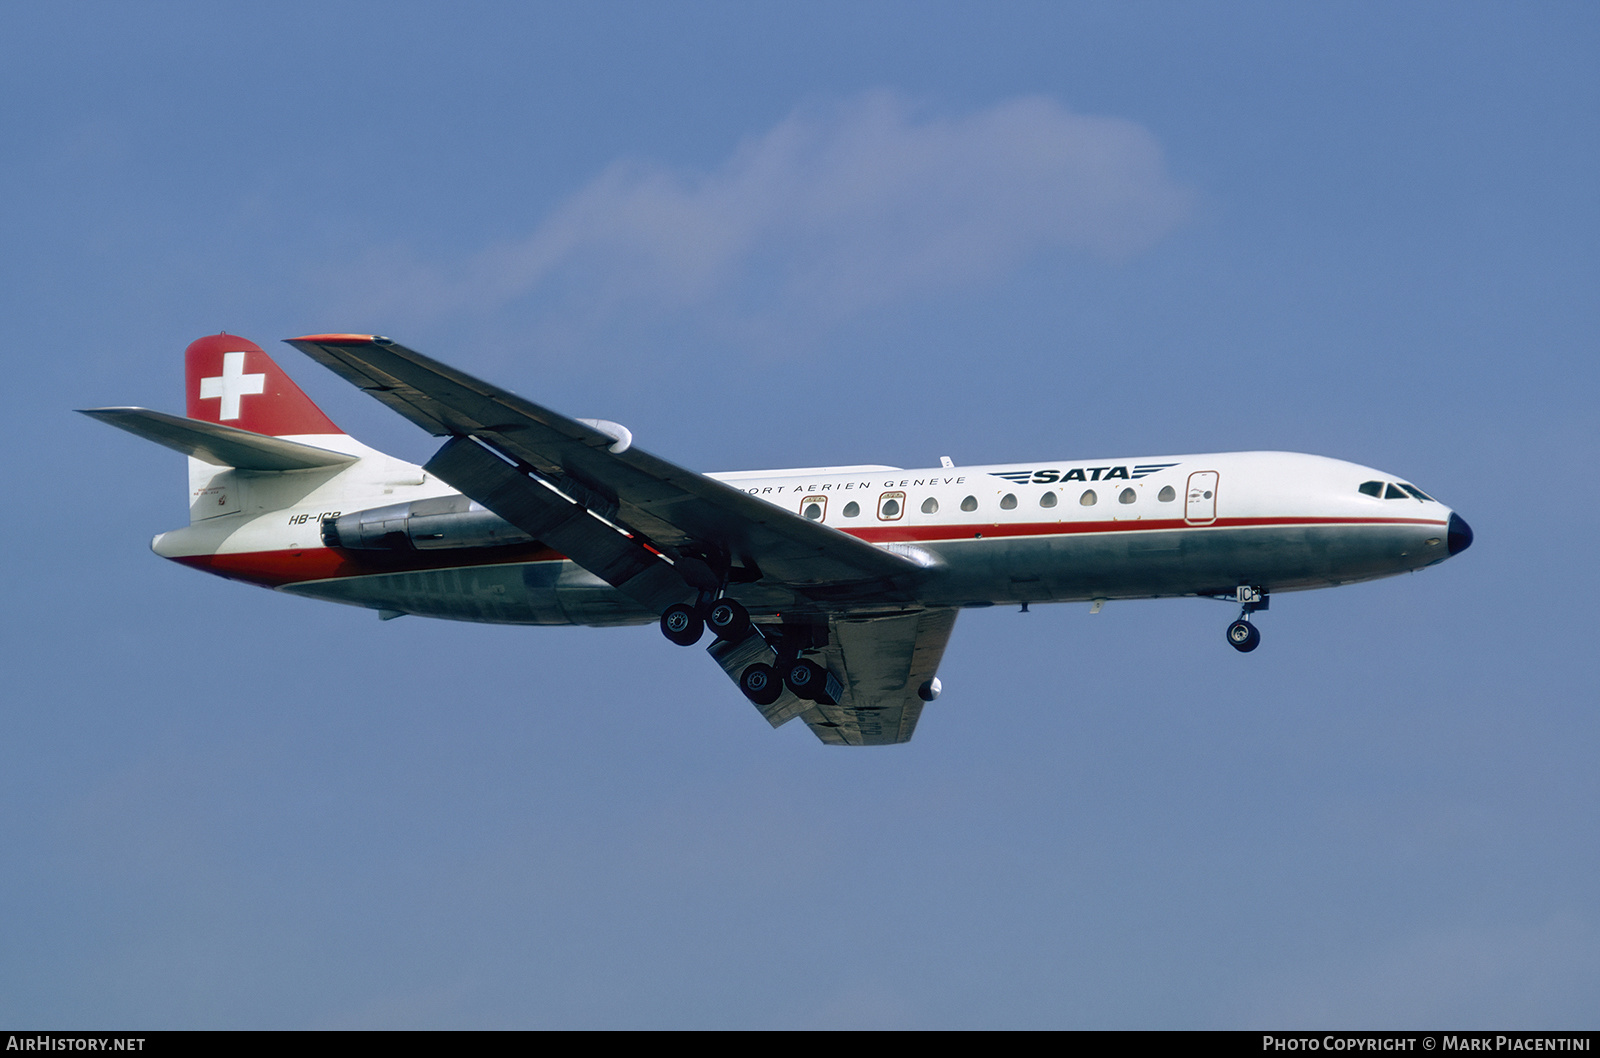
[336,92,1192,336]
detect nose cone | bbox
[1447,512,1474,555]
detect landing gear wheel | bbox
[1226,620,1261,652]
[784,658,829,701]
[739,663,782,706]
[660,603,705,646]
[706,598,751,642]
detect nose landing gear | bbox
[1225,586,1267,653]
[1226,619,1261,652]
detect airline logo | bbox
[184,334,343,436]
[198,351,266,420]
[993,463,1179,485]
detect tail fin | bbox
[179,334,348,524]
[185,333,343,437]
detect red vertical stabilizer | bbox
[184,334,343,437]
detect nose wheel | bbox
[1224,586,1266,652]
[1226,619,1261,652]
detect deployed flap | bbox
[801,608,959,746]
[423,435,693,614]
[79,407,357,471]
[285,335,922,599]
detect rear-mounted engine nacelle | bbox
[322,496,535,552]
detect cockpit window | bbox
[1384,483,1409,499]
[1398,483,1434,502]
[1359,481,1383,497]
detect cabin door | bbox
[1185,471,1218,525]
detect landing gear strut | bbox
[1226,586,1267,653]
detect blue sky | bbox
[2,1,1596,1028]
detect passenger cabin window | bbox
[1359,481,1384,497]
[1158,485,1176,502]
[1080,489,1097,506]
[1119,488,1136,504]
[801,495,826,521]
[921,497,939,515]
[1040,492,1057,508]
[1000,493,1018,510]
[842,501,860,518]
[960,495,978,512]
[877,492,905,520]
[1384,483,1408,499]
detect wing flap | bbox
[79,407,356,471]
[424,435,694,613]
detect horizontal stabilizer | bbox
[78,407,357,471]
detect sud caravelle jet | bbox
[84,334,1474,746]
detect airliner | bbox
[82,334,1473,745]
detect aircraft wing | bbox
[285,335,924,611]
[707,608,959,745]
[802,608,959,746]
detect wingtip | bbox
[288,333,391,345]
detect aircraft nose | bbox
[1447,512,1474,555]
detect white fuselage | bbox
[152,448,1461,626]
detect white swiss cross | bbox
[199,351,267,420]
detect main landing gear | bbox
[735,656,839,707]
[677,605,842,708]
[659,577,843,707]
[739,662,782,706]
[659,595,752,647]
[763,626,841,706]
[660,602,705,646]
[1225,586,1267,653]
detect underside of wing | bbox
[286,335,924,612]
[801,608,959,746]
